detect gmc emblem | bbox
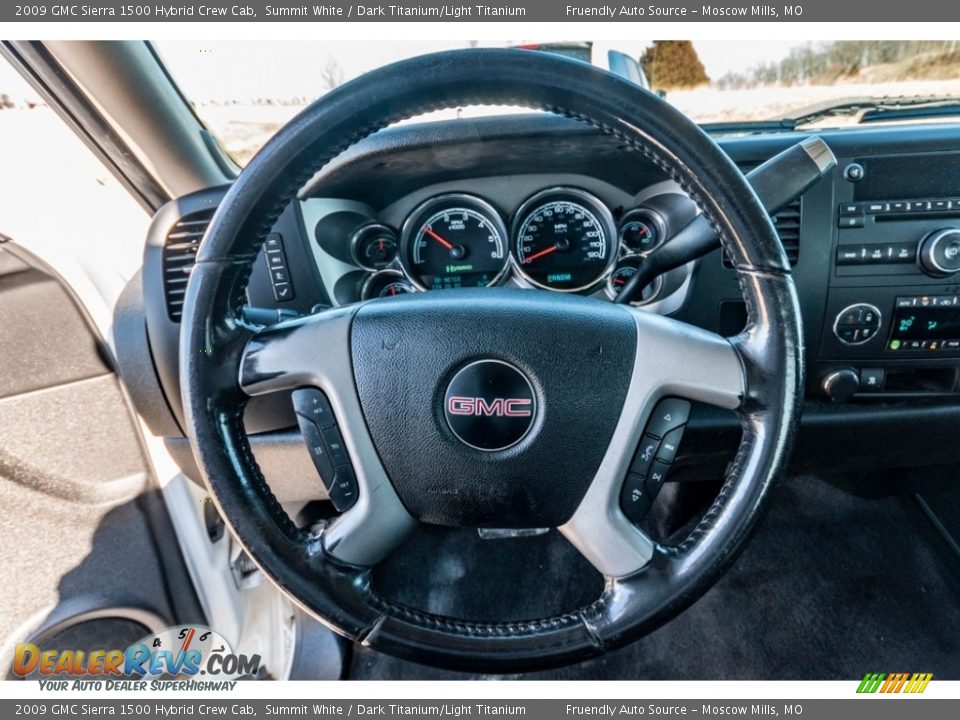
[447,396,533,418]
[443,360,537,451]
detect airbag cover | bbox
[351,288,635,527]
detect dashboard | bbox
[134,114,960,487]
[308,182,695,307]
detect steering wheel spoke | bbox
[239,307,417,567]
[561,309,746,578]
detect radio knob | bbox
[821,369,860,402]
[919,229,960,277]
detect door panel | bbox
[0,242,203,676]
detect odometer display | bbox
[401,194,509,290]
[513,188,616,291]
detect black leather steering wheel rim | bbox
[180,49,804,672]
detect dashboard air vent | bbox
[723,198,801,268]
[162,209,214,322]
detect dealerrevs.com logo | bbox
[13,625,260,691]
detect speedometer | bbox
[512,188,617,292]
[401,194,509,290]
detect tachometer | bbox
[401,194,509,290]
[512,188,617,292]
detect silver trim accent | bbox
[799,136,837,175]
[349,222,398,271]
[559,307,745,579]
[618,207,667,255]
[443,359,537,452]
[239,308,417,567]
[832,303,882,346]
[511,186,618,293]
[920,229,960,276]
[399,192,511,291]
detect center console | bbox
[819,152,960,400]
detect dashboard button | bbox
[888,201,909,212]
[836,246,863,265]
[646,399,691,439]
[838,216,864,229]
[864,202,886,213]
[292,388,337,429]
[620,473,651,523]
[859,368,885,391]
[839,203,861,216]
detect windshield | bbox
[155,40,960,165]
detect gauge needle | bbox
[423,226,455,251]
[523,244,559,264]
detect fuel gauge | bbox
[361,270,414,300]
[606,256,663,306]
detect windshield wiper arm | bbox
[783,95,960,128]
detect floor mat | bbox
[350,475,960,679]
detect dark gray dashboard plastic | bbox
[143,115,960,482]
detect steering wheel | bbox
[180,49,804,672]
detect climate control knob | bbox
[919,229,960,277]
[821,369,860,402]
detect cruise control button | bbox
[295,416,335,488]
[329,464,359,511]
[620,472,651,524]
[646,398,691,439]
[631,434,659,478]
[321,426,350,466]
[655,426,684,464]
[645,461,671,498]
[292,388,336,428]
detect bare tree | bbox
[320,55,345,91]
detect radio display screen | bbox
[888,296,960,351]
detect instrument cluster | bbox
[341,186,689,305]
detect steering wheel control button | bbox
[291,388,359,510]
[321,427,349,466]
[630,435,659,478]
[295,416,336,484]
[329,465,358,511]
[645,398,691,439]
[833,303,882,346]
[292,388,336,429]
[645,461,672,498]
[620,473,652,523]
[443,359,536,452]
[655,426,685,464]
